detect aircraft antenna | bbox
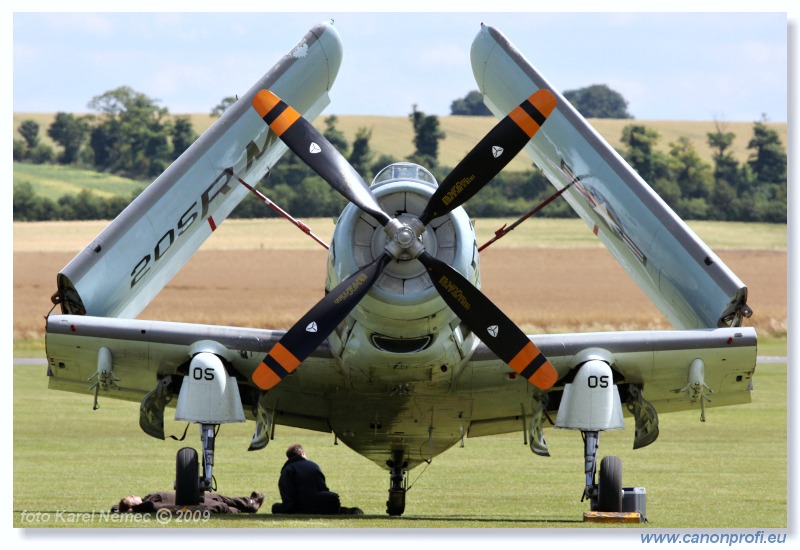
[234,172,330,250]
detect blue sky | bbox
[10,8,790,123]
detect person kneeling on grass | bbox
[112,490,264,514]
[271,443,363,515]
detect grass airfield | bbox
[12,218,788,536]
[13,358,786,530]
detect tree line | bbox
[13,86,786,223]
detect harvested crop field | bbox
[13,219,786,342]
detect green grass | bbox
[13,161,146,200]
[12,360,787,529]
[684,221,786,251]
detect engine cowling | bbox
[326,163,479,354]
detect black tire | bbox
[175,447,200,506]
[386,489,406,517]
[597,456,623,512]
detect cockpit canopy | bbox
[371,162,438,187]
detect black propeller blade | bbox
[250,88,559,392]
[417,251,558,390]
[419,89,555,225]
[252,90,392,227]
[252,252,392,390]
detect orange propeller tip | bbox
[530,361,559,390]
[252,362,280,390]
[530,89,557,117]
[252,89,281,118]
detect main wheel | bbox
[175,447,200,505]
[597,455,623,512]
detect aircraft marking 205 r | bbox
[45,21,756,517]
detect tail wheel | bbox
[175,447,200,506]
[597,455,623,512]
[386,488,406,517]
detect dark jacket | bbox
[276,456,333,514]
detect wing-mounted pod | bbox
[53,22,343,319]
[471,24,751,330]
[678,358,714,421]
[87,346,120,410]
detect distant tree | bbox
[563,84,632,119]
[48,112,90,165]
[619,124,666,184]
[292,177,345,217]
[665,137,712,219]
[15,120,41,161]
[323,115,349,155]
[13,181,41,220]
[87,86,172,178]
[211,96,237,117]
[742,116,787,223]
[18,120,40,149]
[747,115,787,185]
[708,122,739,186]
[707,121,744,220]
[450,90,491,116]
[14,181,61,221]
[667,136,712,200]
[171,116,198,160]
[13,139,27,161]
[89,119,122,172]
[708,179,739,221]
[28,144,55,164]
[409,105,445,166]
[348,127,374,180]
[499,169,551,201]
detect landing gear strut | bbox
[386,449,408,516]
[171,352,245,506]
[581,430,622,512]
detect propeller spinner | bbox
[250,88,558,391]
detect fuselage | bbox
[322,163,484,467]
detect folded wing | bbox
[53,22,343,319]
[471,24,750,329]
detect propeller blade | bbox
[251,252,392,390]
[417,251,558,390]
[419,89,556,225]
[252,90,391,226]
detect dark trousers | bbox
[204,493,260,514]
[271,491,341,515]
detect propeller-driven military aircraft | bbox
[45,21,756,517]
